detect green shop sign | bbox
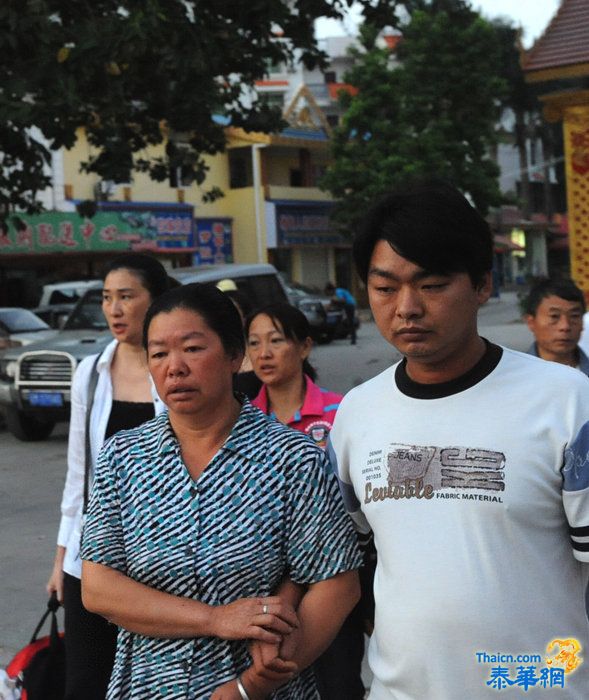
[0,209,195,254]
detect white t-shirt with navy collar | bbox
[329,343,589,699]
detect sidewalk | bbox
[355,290,532,353]
[479,290,524,326]
[478,291,532,351]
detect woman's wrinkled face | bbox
[147,308,242,415]
[102,269,152,346]
[247,313,311,388]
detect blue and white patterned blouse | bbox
[81,399,361,699]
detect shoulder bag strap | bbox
[82,355,101,515]
[29,593,60,644]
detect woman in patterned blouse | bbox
[80,282,361,700]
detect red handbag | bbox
[4,594,65,700]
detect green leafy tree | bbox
[492,19,566,221]
[492,19,539,218]
[0,0,404,214]
[322,0,506,230]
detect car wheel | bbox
[5,410,56,441]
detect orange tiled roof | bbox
[255,80,289,87]
[383,34,402,51]
[327,83,358,99]
[523,0,589,75]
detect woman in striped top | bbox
[80,283,361,700]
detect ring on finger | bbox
[262,603,268,615]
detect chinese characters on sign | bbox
[0,208,195,254]
[192,218,233,265]
[275,202,344,246]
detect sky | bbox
[315,0,562,48]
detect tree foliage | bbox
[0,0,405,213]
[322,0,507,231]
[491,19,567,220]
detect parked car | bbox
[37,279,102,308]
[33,303,75,329]
[172,263,288,308]
[0,264,287,441]
[0,290,111,440]
[280,276,346,343]
[34,279,102,328]
[0,308,59,349]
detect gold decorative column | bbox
[542,91,589,297]
[563,105,589,294]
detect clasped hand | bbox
[212,595,298,644]
[210,597,301,700]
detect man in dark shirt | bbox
[524,278,589,376]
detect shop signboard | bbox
[192,218,233,265]
[274,201,345,246]
[0,205,195,255]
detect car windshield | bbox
[64,290,109,330]
[284,280,325,298]
[48,289,81,304]
[0,308,50,333]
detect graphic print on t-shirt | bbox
[363,443,506,505]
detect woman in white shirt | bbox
[46,253,170,700]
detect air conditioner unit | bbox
[93,180,116,200]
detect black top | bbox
[395,340,503,400]
[105,400,155,440]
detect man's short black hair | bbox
[353,178,493,287]
[524,278,586,316]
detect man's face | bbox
[367,240,491,382]
[525,295,584,362]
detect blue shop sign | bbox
[193,218,233,265]
[275,201,344,246]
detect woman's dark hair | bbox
[103,253,171,300]
[354,178,493,288]
[142,282,245,358]
[244,302,317,381]
[225,289,253,319]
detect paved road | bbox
[314,291,532,394]
[0,421,69,664]
[0,291,531,666]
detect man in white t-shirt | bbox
[524,277,589,377]
[328,179,589,699]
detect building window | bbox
[264,58,285,75]
[168,145,195,188]
[289,169,303,187]
[324,71,337,84]
[229,150,253,189]
[260,92,285,110]
[170,166,192,188]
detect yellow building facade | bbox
[0,87,351,306]
[54,97,348,290]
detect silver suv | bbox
[0,263,287,441]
